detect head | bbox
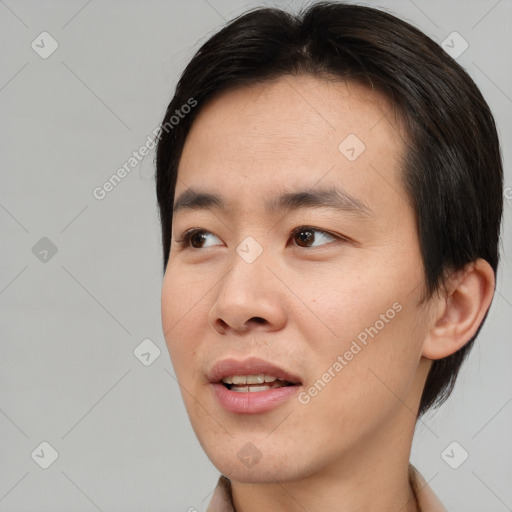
[156,2,502,483]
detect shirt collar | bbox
[206,464,448,512]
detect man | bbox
[155,3,503,510]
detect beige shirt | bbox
[206,464,448,512]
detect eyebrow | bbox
[173,186,372,217]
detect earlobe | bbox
[421,259,495,360]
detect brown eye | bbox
[190,231,208,248]
[294,229,315,247]
[291,227,338,248]
[177,229,222,249]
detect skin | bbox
[161,75,495,511]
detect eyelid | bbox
[291,226,333,236]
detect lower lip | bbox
[211,382,300,414]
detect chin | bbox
[215,459,300,484]
[202,441,314,484]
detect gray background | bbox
[1,0,511,510]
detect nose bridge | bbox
[209,241,286,332]
[218,243,270,308]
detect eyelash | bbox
[174,226,347,249]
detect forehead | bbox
[176,75,407,214]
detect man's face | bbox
[161,75,433,482]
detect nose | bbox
[208,254,287,335]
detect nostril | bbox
[211,315,270,333]
[217,319,229,329]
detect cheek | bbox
[161,263,211,375]
[296,262,425,414]
[310,298,425,419]
[289,261,396,346]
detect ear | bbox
[421,258,495,360]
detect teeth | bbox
[230,381,289,393]
[222,374,277,385]
[247,385,270,392]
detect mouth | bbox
[220,374,297,393]
[208,356,302,387]
[207,357,302,414]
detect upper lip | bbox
[207,357,302,384]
